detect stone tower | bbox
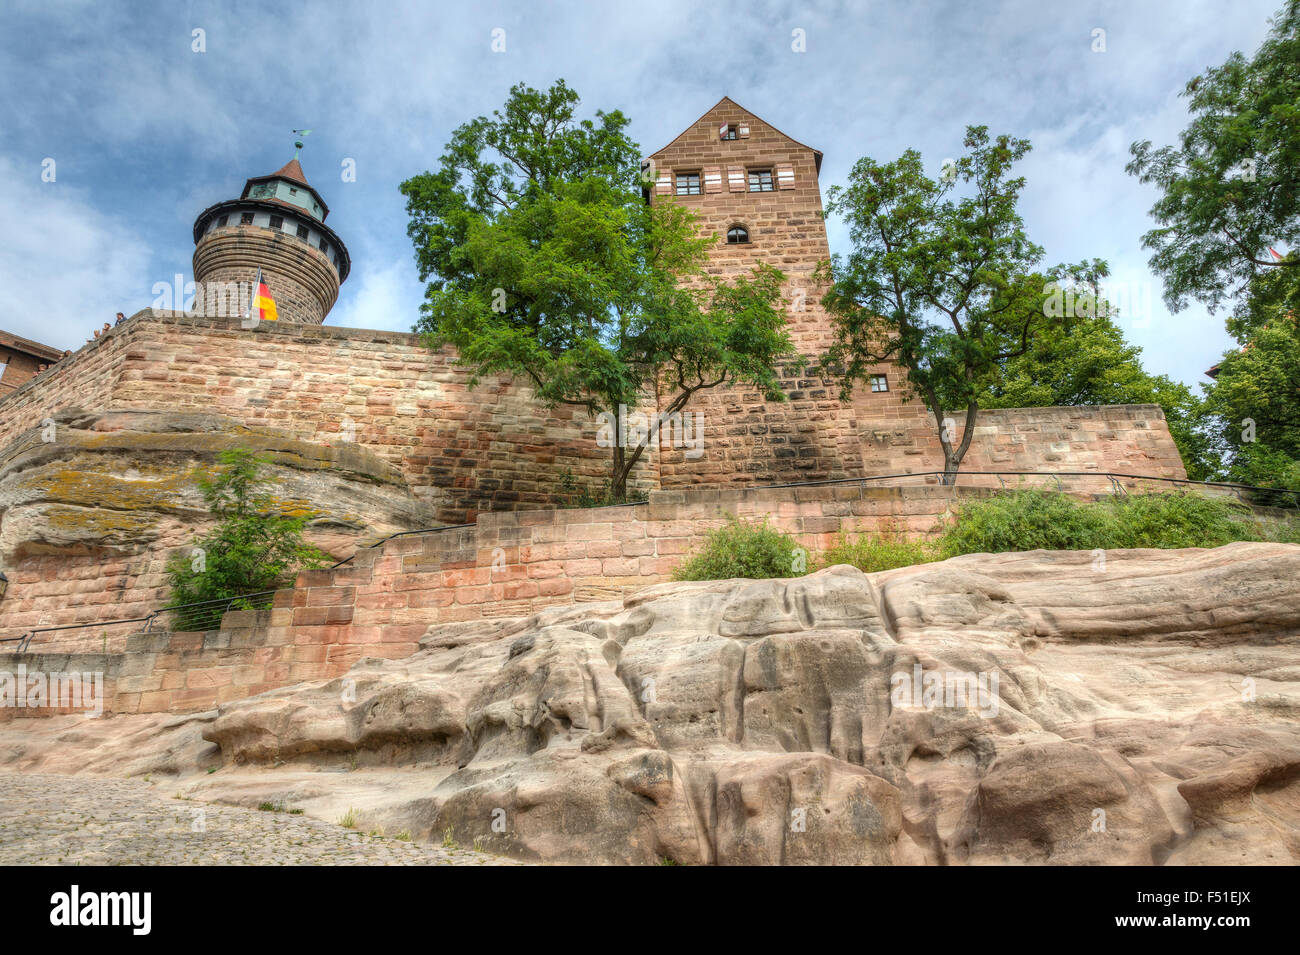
[646,96,876,485]
[192,151,350,324]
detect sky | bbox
[0,0,1286,391]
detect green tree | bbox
[1126,1,1300,314]
[401,80,795,501]
[819,126,1073,483]
[984,313,1219,479]
[1203,310,1300,487]
[166,449,331,607]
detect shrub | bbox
[938,488,1294,556]
[672,517,807,581]
[819,532,938,573]
[938,490,1113,557]
[166,449,332,609]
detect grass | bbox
[338,807,359,829]
[441,826,459,850]
[820,531,938,573]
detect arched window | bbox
[726,225,749,244]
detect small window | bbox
[726,226,749,244]
[748,169,774,192]
[720,124,737,141]
[319,238,329,254]
[216,214,228,227]
[333,253,341,268]
[675,172,701,196]
[289,187,298,195]
[296,224,309,240]
[870,374,889,393]
[268,215,283,230]
[240,212,254,225]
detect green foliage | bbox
[166,449,331,608]
[820,125,1089,482]
[938,489,1292,556]
[983,313,1219,480]
[819,532,938,573]
[401,80,796,500]
[1126,1,1300,314]
[1204,313,1300,459]
[1227,443,1300,506]
[672,517,807,581]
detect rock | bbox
[5,542,1300,865]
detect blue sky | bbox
[0,0,1285,390]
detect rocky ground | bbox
[0,772,521,865]
[3,542,1299,865]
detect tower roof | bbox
[240,155,331,221]
[647,95,824,173]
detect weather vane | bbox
[292,129,313,158]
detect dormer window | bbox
[748,169,774,192]
[726,225,750,244]
[289,187,298,195]
[675,172,701,196]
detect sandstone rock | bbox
[5,542,1299,865]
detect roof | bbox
[0,329,65,362]
[647,96,824,174]
[241,156,330,220]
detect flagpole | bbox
[248,267,262,322]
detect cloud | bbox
[0,156,151,350]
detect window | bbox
[720,123,737,141]
[289,187,298,195]
[748,169,774,192]
[870,374,889,393]
[333,253,341,269]
[726,226,749,244]
[296,224,309,240]
[675,172,701,196]
[268,215,283,230]
[240,212,254,225]
[319,238,329,254]
[216,214,228,227]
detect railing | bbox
[3,470,1296,654]
[3,591,275,657]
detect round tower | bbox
[192,151,350,324]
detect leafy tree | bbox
[984,313,1219,479]
[1127,1,1300,314]
[1202,309,1300,489]
[401,80,795,501]
[166,449,331,608]
[819,126,1076,483]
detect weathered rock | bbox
[191,543,1300,864]
[4,542,1298,864]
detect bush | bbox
[819,532,938,573]
[938,489,1295,556]
[672,517,807,581]
[167,449,332,608]
[938,490,1113,557]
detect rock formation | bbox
[5,542,1298,865]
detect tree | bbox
[819,126,1064,484]
[1127,1,1300,314]
[984,313,1219,479]
[1203,310,1300,481]
[166,449,331,609]
[401,80,795,501]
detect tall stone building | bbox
[647,97,878,486]
[192,150,351,324]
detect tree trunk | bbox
[931,401,980,486]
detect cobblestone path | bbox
[0,773,523,865]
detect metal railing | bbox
[3,591,276,657]
[3,469,1296,655]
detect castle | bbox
[0,97,1187,657]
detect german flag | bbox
[247,268,278,322]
